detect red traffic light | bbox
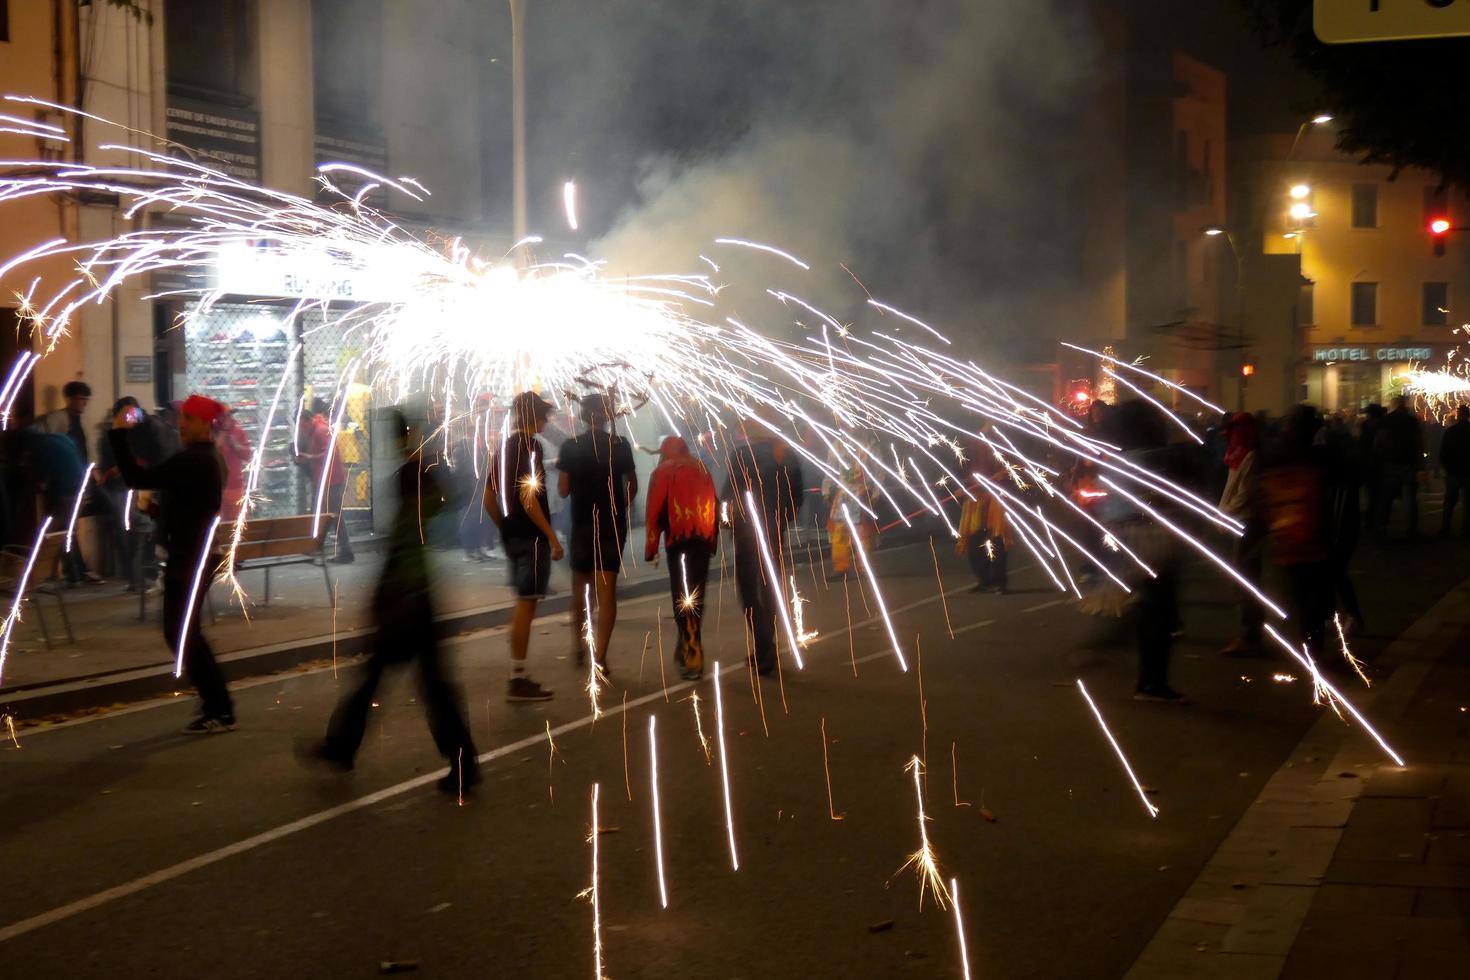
[1430,217,1451,235]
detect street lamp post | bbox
[1205,226,1246,410]
[509,0,528,244]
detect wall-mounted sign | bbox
[124,356,153,383]
[1310,346,1435,363]
[1315,0,1470,44]
[165,96,261,184]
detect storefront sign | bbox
[211,242,414,304]
[165,97,261,184]
[1310,346,1435,362]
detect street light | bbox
[1288,202,1315,221]
[1288,112,1334,159]
[1202,225,1247,409]
[1311,113,1333,125]
[1288,183,1312,200]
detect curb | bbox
[1122,575,1470,980]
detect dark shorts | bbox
[504,535,552,598]
[570,523,628,575]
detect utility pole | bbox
[509,0,528,244]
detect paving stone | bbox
[1325,859,1470,889]
[1425,833,1470,865]
[1263,827,1343,885]
[1312,883,1416,917]
[1412,886,1470,919]
[1220,885,1316,956]
[1173,897,1248,927]
[1363,766,1448,799]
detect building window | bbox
[1299,281,1315,326]
[1350,282,1378,327]
[1424,185,1451,223]
[1424,282,1449,326]
[1,2,9,43]
[312,0,383,130]
[166,0,254,101]
[1352,184,1378,228]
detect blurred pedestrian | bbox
[35,380,102,584]
[723,411,804,677]
[1441,404,1470,537]
[557,392,638,675]
[295,399,354,563]
[1261,406,1334,658]
[1358,404,1384,531]
[825,449,878,578]
[957,465,1011,594]
[645,434,718,680]
[110,394,234,733]
[485,390,559,702]
[302,407,479,795]
[1218,412,1265,656]
[214,405,253,523]
[456,398,500,561]
[1373,396,1423,536]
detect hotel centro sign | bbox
[1315,1,1470,43]
[1312,346,1434,362]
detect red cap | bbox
[180,394,227,424]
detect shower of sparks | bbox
[743,491,804,669]
[950,877,974,980]
[951,742,969,807]
[1334,613,1370,687]
[790,575,819,645]
[123,489,133,531]
[1263,625,1404,767]
[175,517,222,679]
[584,585,604,720]
[563,181,579,231]
[545,720,559,804]
[648,715,669,909]
[583,783,606,980]
[841,503,907,673]
[689,690,712,764]
[3,713,19,749]
[712,660,739,871]
[0,517,53,687]
[821,717,843,820]
[679,554,697,612]
[1402,369,1470,397]
[64,463,96,553]
[0,100,1409,774]
[983,538,996,560]
[1273,673,1298,684]
[1076,679,1159,818]
[894,755,951,909]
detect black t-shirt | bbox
[490,431,549,541]
[557,430,636,536]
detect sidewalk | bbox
[0,540,673,720]
[1125,575,1470,979]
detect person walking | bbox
[825,451,879,578]
[295,400,354,563]
[645,434,718,680]
[722,414,803,677]
[1218,413,1265,655]
[557,392,638,675]
[1440,405,1470,537]
[110,394,234,733]
[1261,406,1335,659]
[957,465,1011,594]
[1373,396,1423,536]
[214,406,253,523]
[302,407,479,795]
[485,390,559,702]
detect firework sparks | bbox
[64,463,96,553]
[894,755,951,909]
[742,490,804,669]
[584,584,605,720]
[1334,613,1370,687]
[951,877,974,980]
[3,713,18,749]
[789,575,820,645]
[689,690,712,764]
[649,715,669,909]
[0,517,53,687]
[586,783,606,980]
[679,553,697,612]
[712,660,739,871]
[175,518,222,679]
[123,489,133,531]
[1076,679,1159,818]
[841,503,908,672]
[821,717,843,820]
[563,180,579,231]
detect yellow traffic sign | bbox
[1315,0,1470,43]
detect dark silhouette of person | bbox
[110,394,234,733]
[304,406,479,796]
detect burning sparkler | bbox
[894,755,951,909]
[1334,613,1370,687]
[789,575,820,645]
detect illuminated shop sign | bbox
[1310,346,1434,363]
[211,242,414,303]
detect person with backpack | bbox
[645,435,719,680]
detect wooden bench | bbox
[138,514,334,619]
[0,532,74,648]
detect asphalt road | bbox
[0,519,1462,979]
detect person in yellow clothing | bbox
[956,469,1011,594]
[825,453,879,577]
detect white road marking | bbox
[950,619,995,638]
[1023,598,1071,614]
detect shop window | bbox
[1350,282,1377,327]
[1423,282,1449,326]
[1352,184,1378,228]
[166,0,254,102]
